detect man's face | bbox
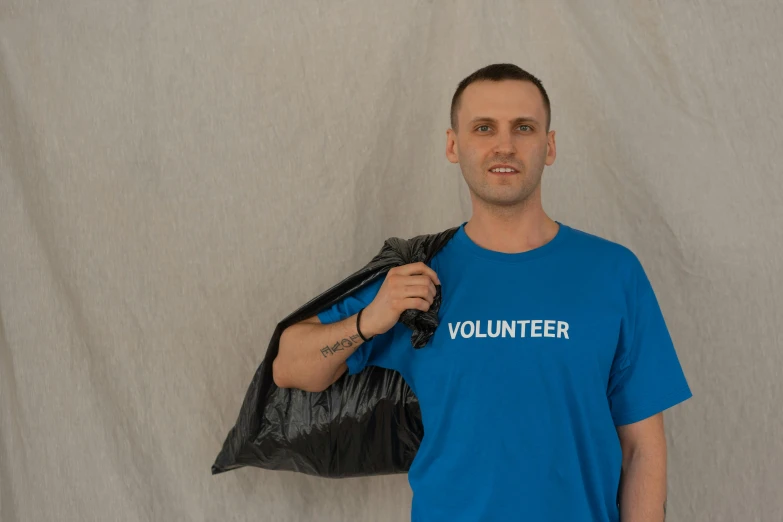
[446,80,556,209]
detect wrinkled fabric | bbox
[211,226,459,477]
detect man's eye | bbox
[518,125,531,131]
[477,125,490,132]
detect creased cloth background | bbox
[1,1,781,521]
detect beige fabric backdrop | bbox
[1,1,782,521]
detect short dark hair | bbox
[450,63,551,132]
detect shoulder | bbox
[566,224,641,262]
[562,224,647,286]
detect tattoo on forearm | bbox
[320,334,362,357]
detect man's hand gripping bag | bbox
[211,226,459,477]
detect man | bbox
[273,63,692,522]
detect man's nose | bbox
[492,132,516,154]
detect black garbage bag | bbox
[211,225,460,477]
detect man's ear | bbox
[545,129,556,166]
[446,128,459,164]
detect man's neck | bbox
[463,210,559,255]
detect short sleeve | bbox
[607,256,693,426]
[316,275,401,376]
[316,276,383,326]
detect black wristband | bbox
[356,307,374,342]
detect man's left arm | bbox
[617,412,667,522]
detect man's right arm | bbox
[272,262,440,393]
[272,313,378,393]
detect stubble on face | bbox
[460,146,546,210]
[452,81,551,212]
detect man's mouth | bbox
[488,165,519,174]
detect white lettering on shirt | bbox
[447,320,571,340]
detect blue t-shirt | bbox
[317,221,692,522]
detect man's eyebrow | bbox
[469,116,540,125]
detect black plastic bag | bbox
[211,225,460,477]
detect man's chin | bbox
[473,192,534,208]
